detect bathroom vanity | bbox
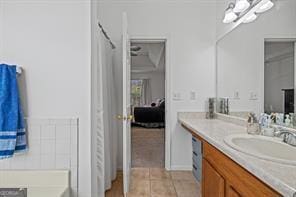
[178,113,296,197]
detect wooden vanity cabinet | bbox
[202,139,280,197]
[203,159,225,197]
[181,124,281,197]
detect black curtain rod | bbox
[98,22,116,49]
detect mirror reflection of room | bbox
[216,0,296,128]
[264,41,295,116]
[130,41,166,168]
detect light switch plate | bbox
[190,91,196,100]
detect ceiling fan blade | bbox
[131,45,141,51]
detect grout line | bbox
[149,168,152,197]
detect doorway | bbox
[264,39,296,114]
[130,40,166,168]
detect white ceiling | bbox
[265,41,295,63]
[131,42,165,73]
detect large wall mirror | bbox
[216,0,296,127]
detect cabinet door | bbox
[203,159,225,197]
[226,184,240,197]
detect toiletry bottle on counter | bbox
[285,114,291,127]
[247,113,260,135]
[276,113,284,126]
[262,115,274,137]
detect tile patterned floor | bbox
[105,168,201,197]
[132,127,165,168]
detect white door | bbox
[122,12,132,195]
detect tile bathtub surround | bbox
[0,118,78,197]
[178,116,296,196]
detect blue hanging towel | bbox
[0,64,27,159]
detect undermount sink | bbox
[224,134,296,165]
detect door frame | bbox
[130,36,171,170]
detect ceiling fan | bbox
[131,45,141,56]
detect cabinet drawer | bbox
[192,137,202,154]
[193,164,202,182]
[193,151,202,167]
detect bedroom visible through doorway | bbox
[130,40,166,168]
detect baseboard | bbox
[170,165,192,171]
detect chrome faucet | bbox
[275,129,296,146]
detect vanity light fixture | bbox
[243,13,257,23]
[223,0,274,24]
[233,0,250,13]
[256,0,274,13]
[223,3,238,24]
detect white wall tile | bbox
[40,155,56,169]
[9,156,26,169]
[70,149,77,166]
[41,125,56,139]
[0,159,10,169]
[28,140,41,155]
[41,139,56,155]
[70,166,78,188]
[70,118,78,125]
[55,155,70,169]
[25,156,41,169]
[71,125,78,144]
[27,125,41,140]
[56,125,70,140]
[56,140,70,155]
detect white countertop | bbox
[178,114,296,197]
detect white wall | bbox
[217,0,296,115]
[132,71,165,103]
[98,1,217,170]
[0,1,91,196]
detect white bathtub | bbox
[0,170,70,197]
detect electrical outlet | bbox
[249,92,258,100]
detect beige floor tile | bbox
[151,180,177,197]
[128,179,150,196]
[173,180,201,197]
[105,171,124,197]
[105,180,124,197]
[170,171,196,182]
[131,168,150,180]
[150,168,171,180]
[127,194,150,197]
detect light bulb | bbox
[223,7,238,23]
[256,0,274,13]
[233,0,250,13]
[243,13,257,23]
